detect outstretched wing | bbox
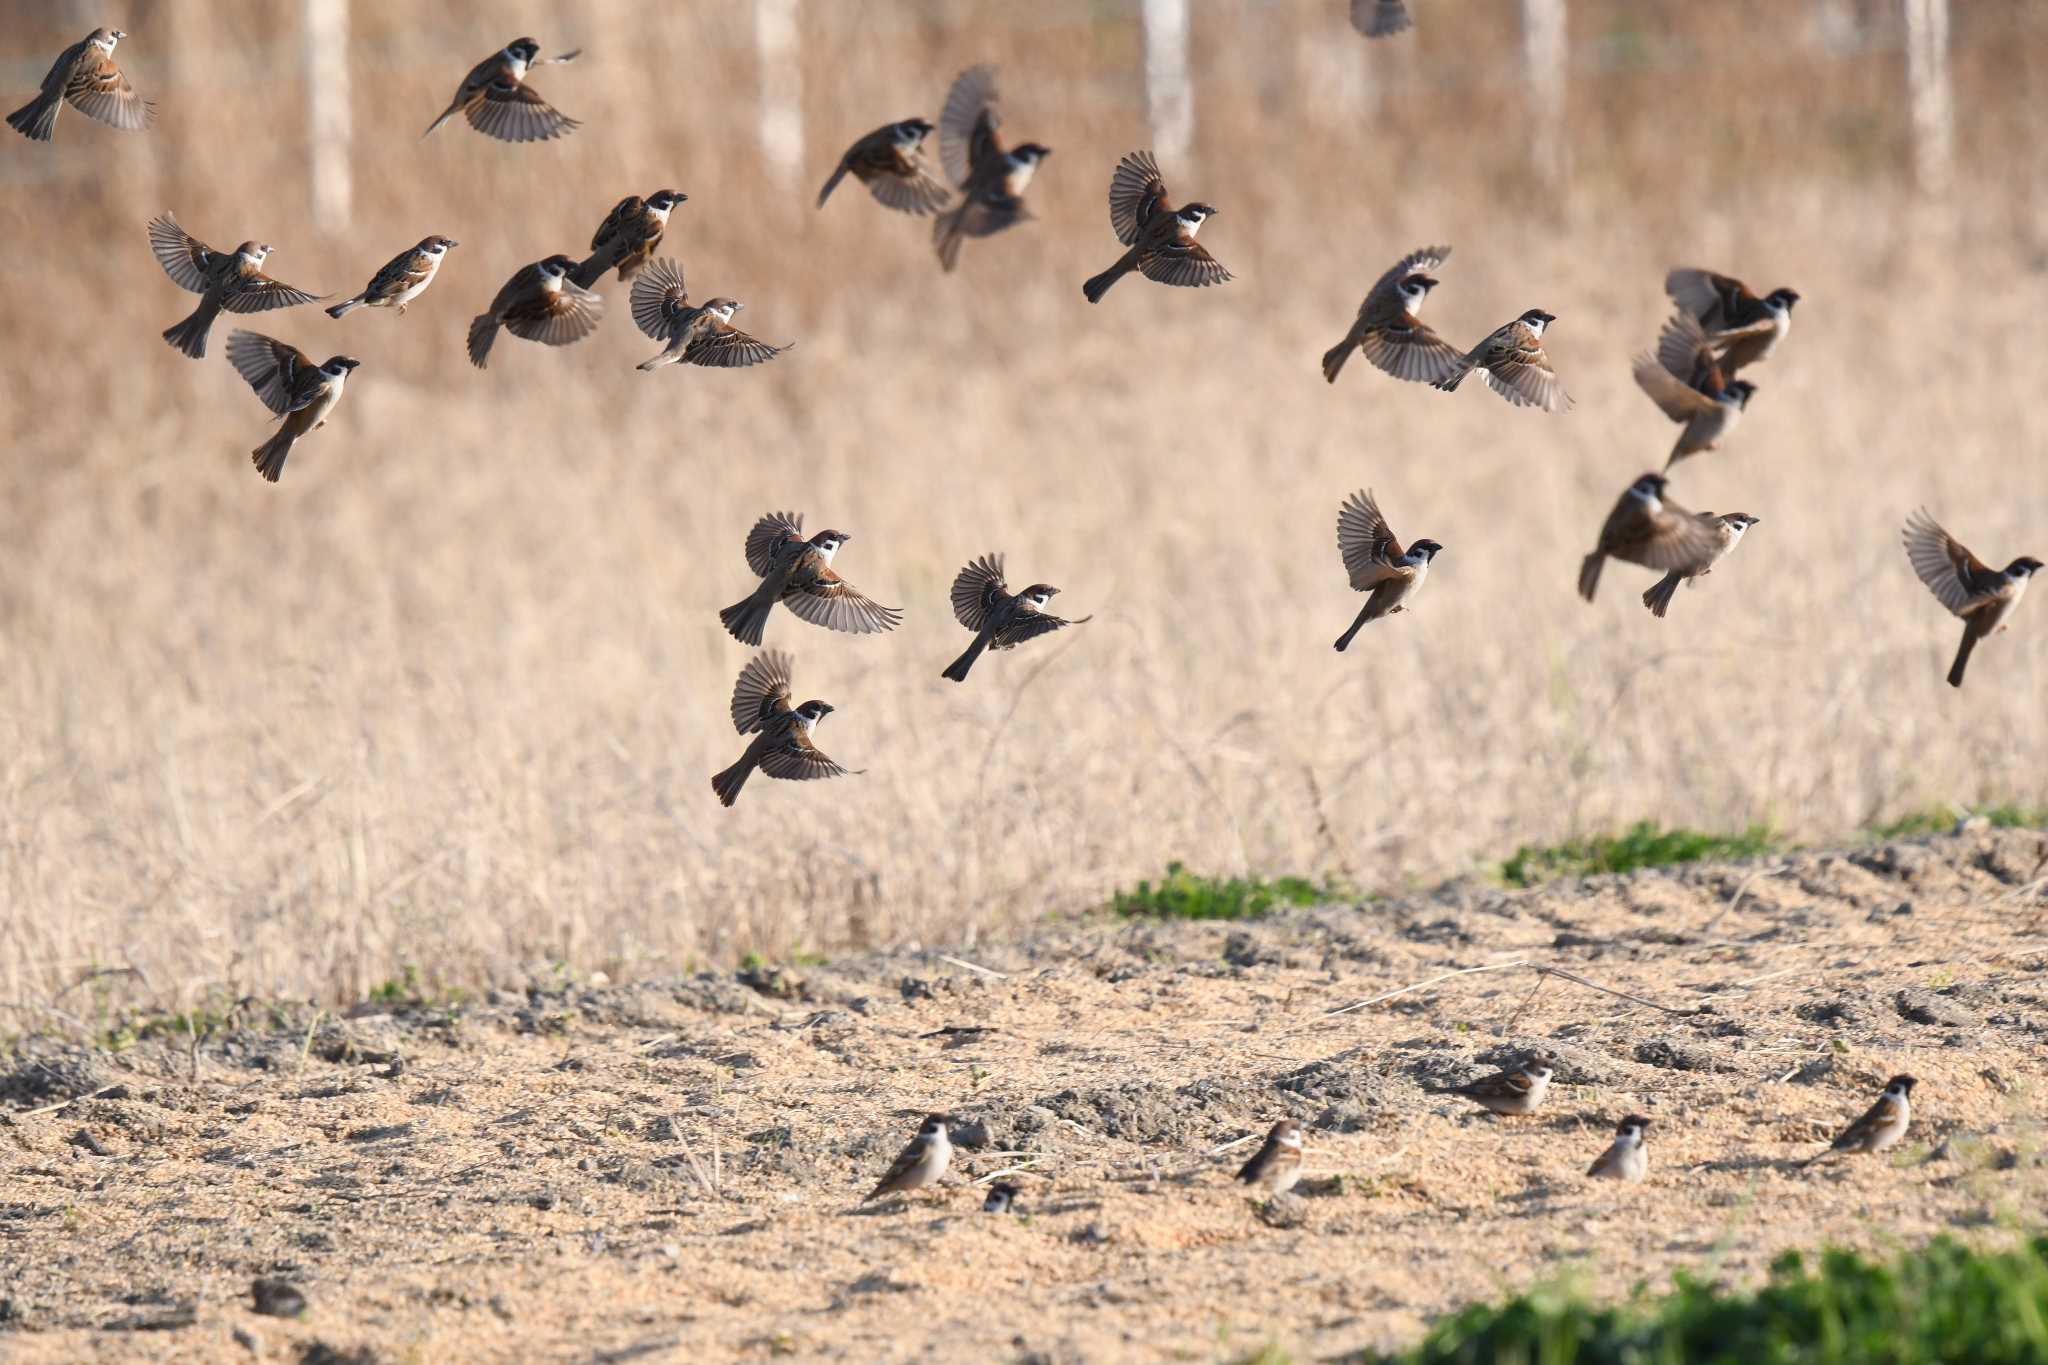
[1138,240,1231,289]
[225,330,317,416]
[991,610,1085,651]
[467,77,579,143]
[730,650,795,736]
[938,65,1000,186]
[503,281,604,345]
[223,271,323,314]
[1108,150,1169,246]
[760,735,853,783]
[1903,509,2002,615]
[783,571,904,635]
[743,511,804,577]
[1358,244,1450,324]
[630,257,689,340]
[67,50,152,130]
[147,214,213,293]
[949,554,1006,632]
[1337,489,1405,589]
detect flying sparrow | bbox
[981,1181,1020,1214]
[224,331,359,484]
[1664,268,1799,377]
[628,258,791,372]
[1641,513,1760,618]
[1586,1115,1651,1182]
[148,214,322,361]
[1902,510,2042,688]
[818,118,952,215]
[711,651,859,808]
[1801,1075,1916,1166]
[1433,309,1572,412]
[466,255,603,369]
[326,236,458,319]
[864,1115,952,1202]
[1332,489,1443,651]
[1633,313,1759,468]
[1234,1120,1305,1195]
[422,37,581,143]
[930,65,1051,272]
[1081,151,1230,303]
[1577,473,1724,603]
[1351,0,1413,36]
[1423,1049,1557,1116]
[941,554,1092,683]
[7,27,152,142]
[569,190,687,289]
[1321,245,1460,386]
[718,512,903,646]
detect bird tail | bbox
[1642,571,1683,618]
[326,296,368,319]
[933,207,966,273]
[941,633,990,682]
[162,297,222,359]
[466,314,497,369]
[420,104,459,140]
[568,252,610,291]
[1082,250,1138,304]
[1333,603,1375,653]
[1431,361,1470,394]
[1577,552,1605,603]
[816,162,850,209]
[718,588,776,647]
[637,346,682,372]
[1321,336,1356,384]
[251,431,293,484]
[1948,630,1977,689]
[711,758,753,808]
[6,91,61,142]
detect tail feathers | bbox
[326,297,367,319]
[163,298,220,359]
[941,633,990,682]
[711,758,752,807]
[466,314,497,368]
[637,347,681,372]
[7,92,60,142]
[933,209,965,273]
[1432,362,1470,393]
[1577,552,1605,603]
[421,106,458,140]
[816,162,850,208]
[1948,630,1977,688]
[718,591,775,647]
[568,252,610,290]
[1642,571,1683,618]
[252,434,291,483]
[1321,337,1355,384]
[1333,604,1374,652]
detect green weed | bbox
[1499,822,1780,888]
[1111,863,1339,921]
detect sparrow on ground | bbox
[718,512,903,646]
[422,38,581,142]
[711,651,859,808]
[1641,513,1760,618]
[628,258,791,372]
[818,118,952,215]
[466,255,603,369]
[1633,314,1758,469]
[981,1181,1020,1214]
[1332,489,1443,651]
[1902,510,2041,688]
[930,66,1051,272]
[1351,0,1413,36]
[1081,151,1229,303]
[1801,1075,1916,1166]
[225,331,359,484]
[326,236,458,318]
[148,215,322,360]
[1423,1049,1557,1116]
[569,190,687,288]
[1321,246,1459,386]
[7,27,152,141]
[1433,309,1572,412]
[864,1115,952,1202]
[941,554,1091,683]
[1234,1120,1305,1195]
[1577,473,1724,603]
[1664,268,1799,377]
[1586,1115,1651,1182]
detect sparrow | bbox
[1433,309,1572,412]
[1321,245,1460,386]
[1633,313,1759,468]
[1423,1049,1557,1116]
[1586,1115,1651,1182]
[1664,268,1799,377]
[711,651,859,808]
[1641,513,1760,618]
[1234,1120,1305,1195]
[1351,0,1413,36]
[326,236,458,318]
[864,1115,952,1202]
[818,118,952,215]
[1801,1075,1916,1166]
[981,1181,1020,1214]
[941,554,1092,683]
[628,259,791,372]
[718,511,904,646]
[422,38,581,143]
[7,27,153,142]
[466,255,603,369]
[930,65,1051,272]
[1332,489,1443,651]
[570,190,688,288]
[149,215,322,361]
[224,331,360,484]
[1576,473,1724,604]
[1902,510,2041,688]
[1081,151,1230,303]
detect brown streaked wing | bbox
[1337,489,1405,590]
[1653,313,1720,385]
[743,512,804,578]
[730,651,794,736]
[949,555,1006,632]
[1107,151,1167,246]
[1665,268,1748,328]
[1481,336,1572,412]
[629,257,689,340]
[938,65,1000,186]
[588,195,642,253]
[147,215,213,293]
[950,195,1030,240]
[68,51,152,130]
[467,78,578,143]
[684,321,788,369]
[759,733,851,783]
[783,573,904,635]
[223,272,323,314]
[991,610,1084,651]
[1633,352,1716,421]
[1138,241,1231,288]
[868,165,952,215]
[225,330,314,416]
[503,282,604,345]
[1618,501,1723,573]
[1359,321,1461,384]
[1903,509,2001,615]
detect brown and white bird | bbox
[225,331,359,484]
[466,255,603,369]
[864,1115,952,1203]
[148,215,322,361]
[1423,1049,1557,1117]
[1321,246,1460,386]
[1902,510,2041,688]
[1433,309,1572,412]
[326,236,458,318]
[1350,0,1413,36]
[930,65,1051,272]
[818,118,951,215]
[7,27,152,142]
[1641,513,1760,618]
[1665,268,1799,377]
[1801,1075,1916,1167]
[628,259,791,373]
[1586,1115,1651,1182]
[1577,473,1723,604]
[1234,1120,1305,1196]
[711,651,859,808]
[1633,313,1758,468]
[941,554,1091,683]
[1080,151,1230,303]
[1332,489,1443,651]
[569,190,687,288]
[422,37,580,143]
[718,512,903,647]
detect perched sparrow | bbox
[422,37,581,143]
[1577,473,1723,604]
[7,27,152,142]
[1332,489,1443,651]
[941,554,1092,683]
[148,215,322,361]
[1633,313,1759,468]
[1234,1120,1305,1195]
[818,118,952,215]
[326,236,458,319]
[1433,309,1572,412]
[711,651,859,808]
[1586,1115,1651,1182]
[570,190,687,289]
[1423,1049,1557,1116]
[224,331,359,484]
[981,1181,1020,1214]
[1802,1075,1916,1166]
[1665,268,1799,377]
[864,1115,952,1202]
[930,65,1051,272]
[1081,151,1230,303]
[1642,513,1760,618]
[718,511,903,646]
[466,255,603,369]
[1902,510,2041,688]
[1321,245,1459,386]
[1351,0,1413,36]
[629,258,791,373]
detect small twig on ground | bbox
[972,1159,1038,1185]
[634,1033,678,1051]
[932,953,1006,980]
[1502,972,1547,1034]
[672,1115,722,1199]
[1207,1133,1263,1157]
[20,1083,118,1118]
[1321,959,1706,1021]
[297,1009,327,1074]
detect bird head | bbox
[793,700,835,728]
[421,235,458,254]
[1725,379,1759,408]
[1719,513,1761,543]
[1518,308,1557,335]
[1410,538,1444,561]
[648,189,688,214]
[895,118,937,145]
[235,242,271,265]
[1629,473,1670,502]
[319,357,362,378]
[1177,203,1219,231]
[92,28,125,50]
[918,1114,951,1141]
[1010,143,1052,166]
[809,530,851,557]
[1885,1075,1918,1097]
[1618,1115,1653,1138]
[1020,584,1060,607]
[1270,1119,1302,1148]
[2006,557,2044,578]
[1766,287,1801,312]
[537,255,578,282]
[505,38,542,65]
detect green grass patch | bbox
[1111,862,1339,921]
[1499,821,1780,888]
[1869,804,2048,840]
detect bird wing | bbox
[992,609,1084,651]
[1478,329,1571,411]
[503,280,604,345]
[67,49,152,130]
[1903,509,2003,615]
[629,257,689,340]
[867,160,953,215]
[730,651,795,736]
[1337,489,1406,589]
[949,555,1007,632]
[939,65,1000,187]
[743,511,805,577]
[225,331,317,417]
[684,320,790,369]
[1632,351,1717,421]
[783,567,903,635]
[1352,0,1413,36]
[1833,1093,1903,1150]
[866,1133,931,1198]
[147,215,213,293]
[466,77,578,143]
[1609,497,1723,573]
[1138,240,1232,289]
[223,271,324,314]
[759,731,852,782]
[1654,312,1724,388]
[588,195,642,253]
[363,247,433,299]
[1108,151,1169,247]
[1358,318,1462,384]
[1357,245,1450,324]
[1665,267,1748,325]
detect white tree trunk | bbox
[1520,0,1568,192]
[1902,0,1953,201]
[1142,0,1194,167]
[304,0,351,230]
[754,0,803,186]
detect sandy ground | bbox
[3,828,2046,1364]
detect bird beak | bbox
[445,239,460,248]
